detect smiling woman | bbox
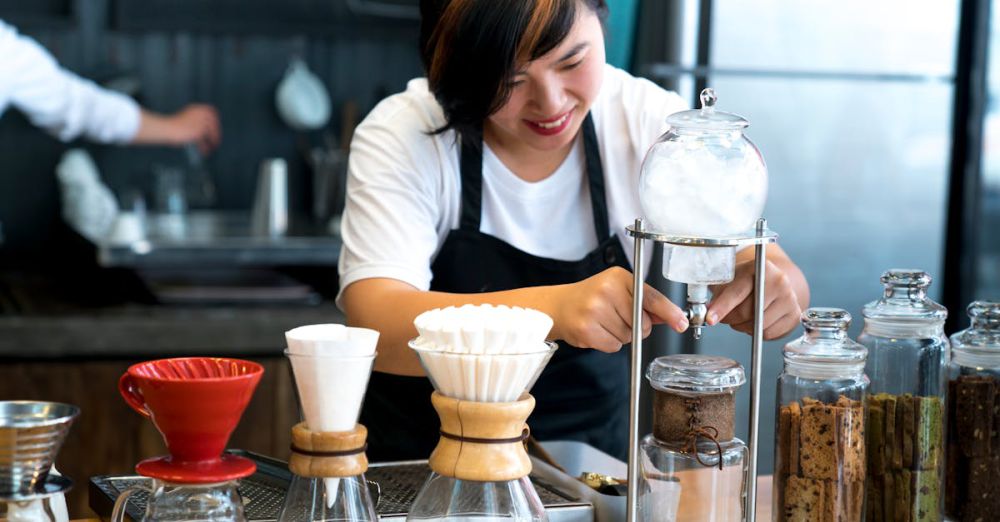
[338,0,809,462]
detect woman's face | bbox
[485,7,606,154]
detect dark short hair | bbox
[419,0,608,138]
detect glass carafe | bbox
[638,354,748,522]
[774,308,868,522]
[944,301,1000,520]
[111,479,244,521]
[857,269,947,520]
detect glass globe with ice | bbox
[638,88,768,286]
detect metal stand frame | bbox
[625,218,777,522]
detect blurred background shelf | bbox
[96,211,341,268]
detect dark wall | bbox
[0,0,423,261]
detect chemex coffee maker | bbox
[113,357,264,522]
[405,304,557,521]
[278,324,380,522]
[0,401,79,522]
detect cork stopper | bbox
[288,423,369,478]
[428,391,534,482]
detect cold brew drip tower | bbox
[627,89,776,522]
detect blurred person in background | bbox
[0,19,220,152]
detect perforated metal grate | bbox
[90,453,584,521]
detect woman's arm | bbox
[342,267,690,376]
[707,243,810,340]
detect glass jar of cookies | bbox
[773,308,868,522]
[945,300,1000,521]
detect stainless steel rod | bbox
[746,218,768,522]
[627,218,645,522]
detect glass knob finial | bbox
[699,88,717,113]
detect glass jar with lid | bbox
[638,354,747,522]
[773,308,868,522]
[857,269,947,521]
[945,301,1000,520]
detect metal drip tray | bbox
[90,450,593,521]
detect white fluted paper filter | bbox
[285,324,379,432]
[410,305,555,402]
[414,345,556,402]
[412,304,553,354]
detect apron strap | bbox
[581,113,611,241]
[459,126,485,231]
[458,113,610,240]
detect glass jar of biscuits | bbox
[773,308,869,522]
[945,300,1000,521]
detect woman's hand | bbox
[707,254,806,340]
[548,266,689,352]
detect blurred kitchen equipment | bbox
[152,165,188,240]
[56,149,119,243]
[276,59,331,132]
[0,401,79,522]
[252,159,289,238]
[307,100,358,232]
[184,143,216,208]
[307,143,347,227]
[345,0,420,19]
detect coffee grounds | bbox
[652,389,735,445]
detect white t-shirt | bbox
[337,64,687,306]
[0,20,140,143]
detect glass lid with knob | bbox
[951,300,1000,367]
[862,269,947,324]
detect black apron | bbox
[360,113,632,462]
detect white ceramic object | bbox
[276,59,331,131]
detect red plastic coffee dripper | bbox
[118,357,264,484]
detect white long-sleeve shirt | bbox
[0,19,140,143]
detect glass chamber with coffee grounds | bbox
[638,354,747,522]
[945,301,1000,521]
[857,269,947,521]
[773,308,868,522]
